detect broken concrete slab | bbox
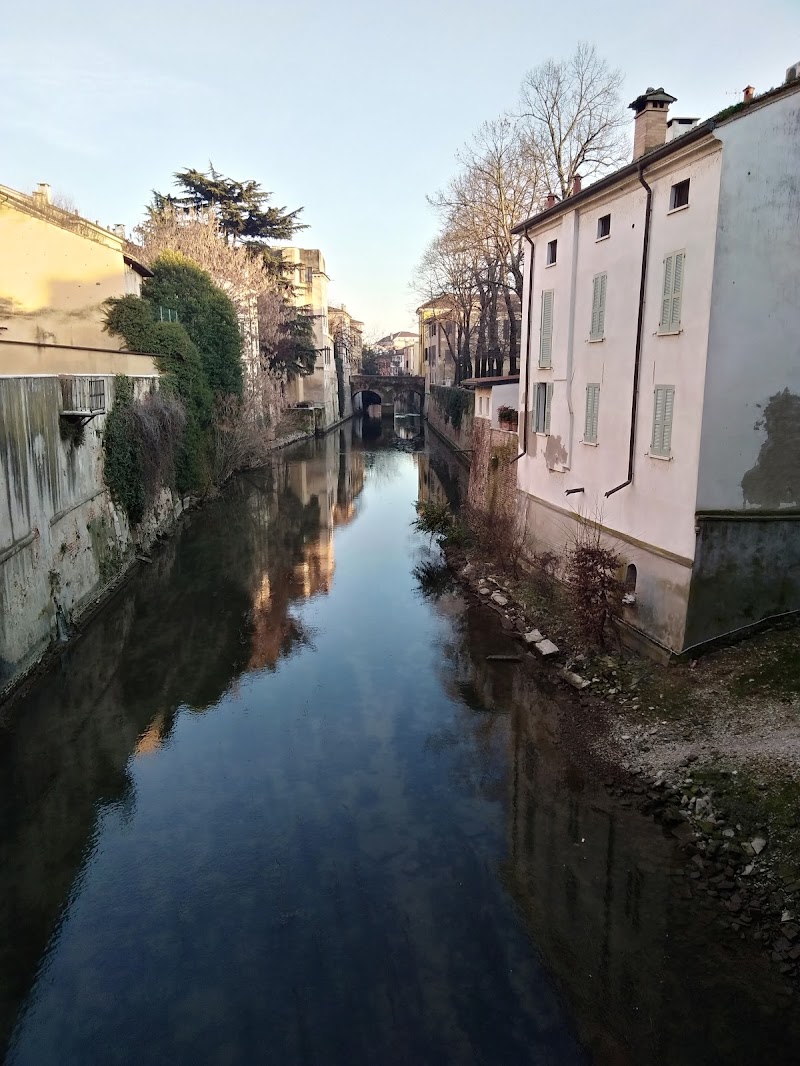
[535,639,559,657]
[490,592,509,606]
[557,667,590,690]
[523,629,543,644]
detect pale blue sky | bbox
[3,0,798,336]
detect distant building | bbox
[282,248,350,429]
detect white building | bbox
[513,65,800,657]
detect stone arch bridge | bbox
[351,374,425,413]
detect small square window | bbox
[597,214,611,240]
[670,179,690,211]
[546,239,557,266]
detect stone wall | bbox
[427,385,474,455]
[0,374,177,693]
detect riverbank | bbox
[439,538,800,996]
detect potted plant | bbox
[497,405,518,429]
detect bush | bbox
[565,522,623,647]
[413,499,472,549]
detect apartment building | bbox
[513,63,800,656]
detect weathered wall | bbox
[697,89,800,511]
[0,374,173,691]
[427,385,474,456]
[685,515,800,649]
[467,419,518,520]
[0,340,158,377]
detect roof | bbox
[123,251,154,278]
[461,375,520,389]
[512,76,800,236]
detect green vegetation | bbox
[413,500,472,549]
[270,313,317,377]
[431,385,472,431]
[103,376,146,524]
[361,348,380,375]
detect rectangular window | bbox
[428,322,436,338]
[539,290,554,367]
[670,179,690,210]
[533,381,553,434]
[546,239,557,266]
[651,386,675,456]
[590,273,607,340]
[659,250,685,333]
[584,384,600,443]
[305,267,314,284]
[597,214,611,240]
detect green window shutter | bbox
[539,290,553,367]
[590,274,606,339]
[660,255,674,331]
[544,382,553,434]
[585,384,600,442]
[670,252,684,331]
[651,386,674,455]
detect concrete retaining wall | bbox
[427,385,474,455]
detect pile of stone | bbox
[614,758,800,983]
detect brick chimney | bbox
[743,85,755,102]
[628,88,677,160]
[545,193,558,209]
[571,174,582,195]
[32,182,52,206]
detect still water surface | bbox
[1,421,799,1064]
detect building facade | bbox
[513,68,800,656]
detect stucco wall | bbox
[1,340,158,377]
[0,375,174,690]
[697,89,800,511]
[0,200,130,351]
[516,140,722,565]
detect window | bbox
[423,346,429,363]
[669,179,690,211]
[597,214,611,240]
[428,322,436,338]
[546,239,558,266]
[659,251,685,333]
[584,384,600,443]
[651,385,675,456]
[590,273,607,340]
[539,290,554,367]
[533,382,553,434]
[305,267,314,284]
[625,564,637,592]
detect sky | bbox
[3,0,799,337]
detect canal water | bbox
[1,421,799,1065]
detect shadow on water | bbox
[0,426,798,1064]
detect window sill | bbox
[595,234,610,243]
[538,365,552,371]
[648,451,673,461]
[545,261,557,268]
[581,440,598,447]
[667,204,690,215]
[587,337,604,344]
[656,328,682,337]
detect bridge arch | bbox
[350,374,425,415]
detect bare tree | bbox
[519,42,628,199]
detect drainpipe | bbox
[605,162,653,498]
[511,232,535,463]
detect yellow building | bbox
[0,181,157,376]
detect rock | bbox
[722,828,735,838]
[751,836,767,855]
[524,629,544,644]
[478,587,491,596]
[557,667,590,690]
[460,564,475,578]
[742,864,755,876]
[534,639,559,657]
[491,592,509,606]
[781,910,796,924]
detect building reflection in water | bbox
[0,429,365,1053]
[429,602,800,1065]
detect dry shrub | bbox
[564,518,623,647]
[130,391,186,508]
[210,394,274,484]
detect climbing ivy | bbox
[103,375,146,525]
[431,385,472,431]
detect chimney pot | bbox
[545,193,557,209]
[571,174,582,195]
[743,85,755,102]
[33,182,52,205]
[628,87,677,160]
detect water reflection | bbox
[429,603,800,1065]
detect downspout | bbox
[511,232,535,463]
[605,162,653,498]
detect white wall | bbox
[697,87,800,511]
[517,140,722,563]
